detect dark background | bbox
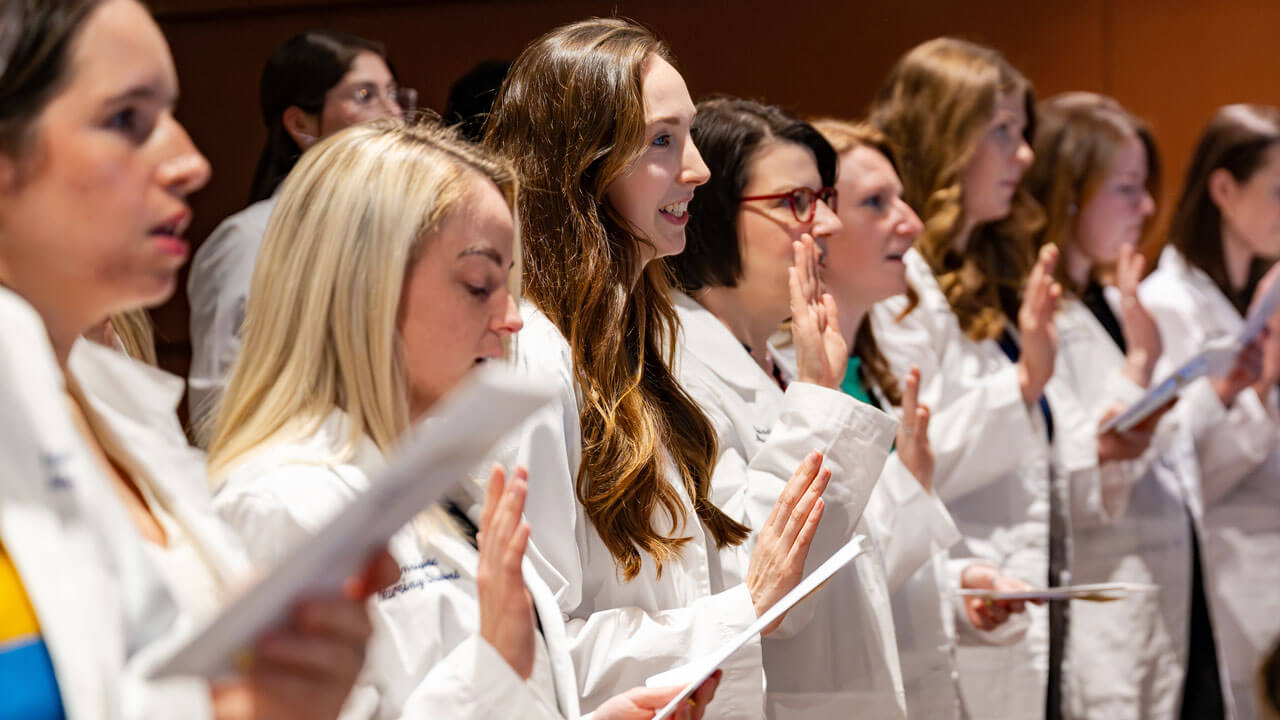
[150,0,1280,378]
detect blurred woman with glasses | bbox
[661,97,906,720]
[187,30,412,434]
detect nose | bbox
[156,115,211,197]
[495,292,524,335]
[896,199,924,238]
[1139,188,1156,218]
[1014,140,1034,169]
[811,195,843,237]
[682,136,711,187]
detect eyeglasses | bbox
[740,186,839,222]
[336,82,419,118]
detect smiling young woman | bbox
[484,18,837,718]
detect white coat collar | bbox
[672,289,778,392]
[67,339,251,585]
[1158,245,1245,333]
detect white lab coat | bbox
[187,195,277,435]
[668,291,902,720]
[1141,245,1280,719]
[1054,291,1206,720]
[869,248,1138,718]
[0,288,217,719]
[213,412,579,720]
[489,305,768,719]
[772,324,1026,720]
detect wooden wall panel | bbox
[149,0,1266,379]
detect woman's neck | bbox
[695,286,783,369]
[952,222,974,255]
[837,301,869,350]
[1063,244,1093,290]
[1222,225,1254,293]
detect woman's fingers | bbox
[478,463,508,549]
[778,465,829,549]
[766,451,822,532]
[254,628,365,681]
[901,366,920,424]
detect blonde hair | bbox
[206,118,518,482]
[810,118,917,406]
[872,37,1044,341]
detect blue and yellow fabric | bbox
[0,543,66,720]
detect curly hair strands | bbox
[484,18,749,580]
[871,37,1045,341]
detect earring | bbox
[299,133,316,148]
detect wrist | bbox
[1017,362,1038,405]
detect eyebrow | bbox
[646,115,686,127]
[104,83,173,107]
[458,246,504,265]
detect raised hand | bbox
[746,450,830,636]
[593,671,723,720]
[1094,401,1171,463]
[211,549,399,720]
[895,365,934,493]
[790,233,848,389]
[961,563,1035,632]
[476,464,537,680]
[1017,244,1062,406]
[1115,244,1162,387]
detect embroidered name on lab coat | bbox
[41,452,73,491]
[379,557,461,599]
[754,425,771,443]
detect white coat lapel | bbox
[671,290,774,393]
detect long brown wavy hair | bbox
[1024,92,1162,295]
[871,37,1044,341]
[810,118,917,406]
[1168,104,1280,315]
[484,18,749,580]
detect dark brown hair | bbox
[1025,92,1162,294]
[666,97,836,291]
[872,37,1045,341]
[0,0,102,164]
[484,18,748,580]
[1168,103,1280,314]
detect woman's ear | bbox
[1207,167,1239,216]
[282,106,321,150]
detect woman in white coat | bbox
[1023,92,1230,720]
[800,117,1033,720]
[207,118,719,720]
[484,19,843,719]
[869,38,1157,719]
[186,29,406,433]
[663,97,923,719]
[0,1,390,717]
[1140,103,1280,719]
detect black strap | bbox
[996,327,1067,720]
[996,329,1055,442]
[1081,282,1127,354]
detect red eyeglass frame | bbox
[740,186,839,222]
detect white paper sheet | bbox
[642,535,869,720]
[1101,269,1280,434]
[956,581,1159,603]
[149,366,553,679]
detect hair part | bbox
[1025,92,1161,295]
[0,0,103,171]
[485,17,749,580]
[207,117,518,481]
[1168,103,1280,313]
[667,97,835,293]
[248,30,391,204]
[872,37,1044,341]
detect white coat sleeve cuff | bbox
[400,635,560,720]
[866,455,961,592]
[947,559,1031,648]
